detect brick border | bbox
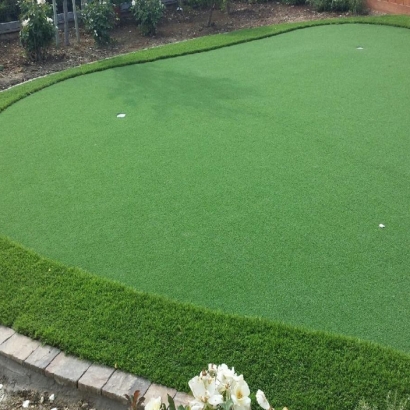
[0,325,192,408]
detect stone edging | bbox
[0,325,192,409]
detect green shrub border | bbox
[1,16,410,409]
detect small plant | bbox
[19,0,55,61]
[81,0,117,45]
[131,0,164,36]
[125,390,145,410]
[126,364,288,410]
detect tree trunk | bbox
[52,0,59,47]
[72,0,80,42]
[63,0,69,46]
[207,1,215,27]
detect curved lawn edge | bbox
[2,17,410,409]
[1,236,410,410]
[1,14,410,113]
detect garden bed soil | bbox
[0,2,367,91]
[0,382,94,410]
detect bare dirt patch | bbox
[0,2,355,91]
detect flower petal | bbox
[256,390,271,410]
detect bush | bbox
[19,0,55,61]
[308,0,365,13]
[81,0,117,45]
[131,0,164,36]
[349,0,366,13]
[283,0,307,6]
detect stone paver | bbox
[102,370,151,405]
[0,326,15,345]
[24,344,61,373]
[45,351,91,387]
[0,333,41,364]
[144,383,177,405]
[174,392,193,408]
[78,363,115,395]
[0,326,192,410]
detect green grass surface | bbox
[1,237,410,410]
[1,16,410,410]
[1,23,410,352]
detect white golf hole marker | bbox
[117,113,126,118]
[379,223,385,228]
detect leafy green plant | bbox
[81,0,117,45]
[308,0,364,12]
[131,0,164,36]
[19,0,55,61]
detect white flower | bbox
[21,18,29,27]
[131,0,135,5]
[256,390,271,410]
[47,17,53,24]
[216,364,237,394]
[145,396,162,410]
[37,0,46,4]
[230,376,251,410]
[189,375,223,410]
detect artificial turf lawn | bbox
[1,23,410,355]
[1,17,410,410]
[1,237,410,410]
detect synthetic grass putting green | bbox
[2,17,410,410]
[1,23,410,356]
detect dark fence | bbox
[0,11,78,34]
[0,0,82,23]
